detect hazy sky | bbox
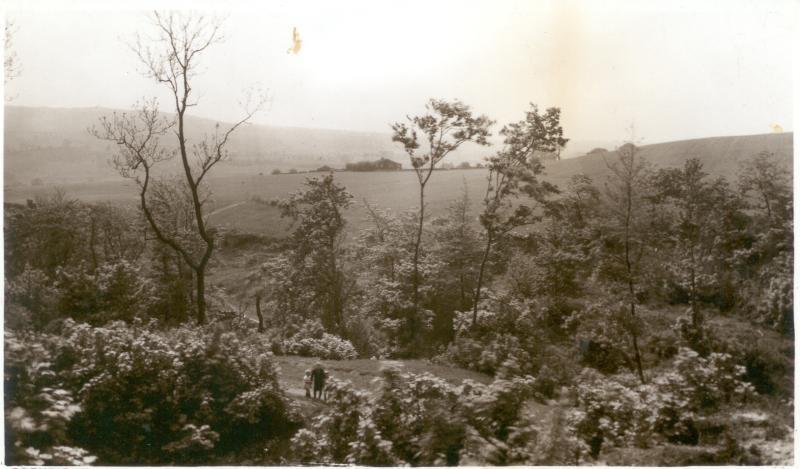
[4,0,796,145]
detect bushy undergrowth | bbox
[7,262,157,329]
[572,348,755,458]
[289,366,569,465]
[268,319,358,360]
[5,320,301,465]
[439,306,540,376]
[436,304,577,394]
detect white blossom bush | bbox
[4,330,97,465]
[282,333,358,360]
[755,266,793,335]
[437,304,557,382]
[572,347,755,459]
[271,319,358,359]
[289,366,544,465]
[5,320,302,465]
[662,348,755,411]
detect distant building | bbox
[345,157,402,172]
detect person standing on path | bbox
[303,369,312,398]
[311,362,326,400]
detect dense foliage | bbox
[4,320,301,465]
[289,367,560,465]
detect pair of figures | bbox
[303,362,327,400]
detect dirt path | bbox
[273,355,489,418]
[208,201,246,217]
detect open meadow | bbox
[5,132,792,237]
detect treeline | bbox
[344,157,402,171]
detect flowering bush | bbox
[439,305,546,378]
[4,330,97,466]
[659,348,755,411]
[572,347,755,458]
[282,333,358,360]
[5,320,301,465]
[270,320,358,359]
[573,369,659,456]
[755,271,793,335]
[289,366,543,465]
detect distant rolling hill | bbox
[4,104,792,235]
[4,130,792,238]
[3,105,411,186]
[546,132,793,185]
[4,105,616,187]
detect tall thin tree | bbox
[472,105,565,326]
[94,12,265,324]
[601,143,649,383]
[391,99,492,317]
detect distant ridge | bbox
[3,105,415,186]
[3,105,793,187]
[544,132,793,185]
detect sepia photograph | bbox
[2,0,795,465]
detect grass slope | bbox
[5,132,791,237]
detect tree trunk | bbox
[690,260,701,328]
[412,183,426,315]
[89,215,98,271]
[459,271,466,311]
[195,268,206,325]
[255,294,264,333]
[629,299,645,383]
[472,231,493,327]
[624,180,646,384]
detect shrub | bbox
[289,367,543,466]
[282,333,358,360]
[4,330,97,465]
[755,272,793,336]
[572,348,755,458]
[13,261,157,327]
[6,266,58,329]
[5,320,301,465]
[270,320,358,359]
[439,305,546,377]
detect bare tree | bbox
[391,99,492,316]
[93,11,265,324]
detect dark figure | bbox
[311,362,326,400]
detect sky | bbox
[3,0,797,146]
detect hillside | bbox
[5,130,792,239]
[3,105,410,186]
[4,105,618,187]
[544,132,793,186]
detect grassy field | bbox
[4,168,492,237]
[7,132,791,237]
